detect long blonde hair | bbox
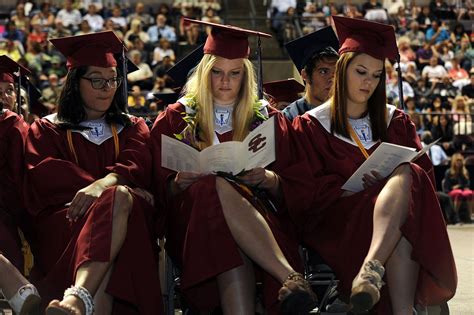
[449,152,469,179]
[182,54,258,150]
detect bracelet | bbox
[64,286,95,315]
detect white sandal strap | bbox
[8,284,40,314]
[64,286,95,315]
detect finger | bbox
[76,198,94,220]
[68,194,86,220]
[371,171,384,180]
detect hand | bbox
[68,181,107,222]
[238,168,278,190]
[362,170,384,189]
[132,187,154,206]
[174,171,203,192]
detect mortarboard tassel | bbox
[257,36,264,99]
[16,66,22,115]
[396,55,405,110]
[121,44,128,110]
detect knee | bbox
[113,186,133,219]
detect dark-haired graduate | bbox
[150,19,317,314]
[292,16,457,314]
[0,55,41,315]
[24,32,163,315]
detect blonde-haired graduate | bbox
[150,19,317,315]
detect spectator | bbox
[455,37,474,71]
[82,4,104,32]
[109,5,127,32]
[431,114,455,153]
[48,19,72,40]
[55,0,82,31]
[414,78,431,109]
[153,55,174,78]
[270,0,297,32]
[127,50,153,90]
[443,152,473,221]
[393,6,408,34]
[124,19,150,48]
[387,69,415,105]
[27,20,48,48]
[361,0,382,15]
[422,130,448,165]
[301,3,325,34]
[104,18,124,40]
[10,3,30,35]
[179,5,200,45]
[152,38,175,66]
[449,57,469,81]
[405,21,425,47]
[451,95,471,122]
[126,2,153,27]
[450,23,470,46]
[127,85,148,116]
[422,55,448,81]
[416,42,434,70]
[197,0,221,15]
[1,21,26,45]
[462,70,474,98]
[40,73,61,111]
[398,36,417,71]
[47,55,67,78]
[31,2,56,33]
[416,6,436,32]
[201,8,222,34]
[75,20,93,35]
[406,97,424,132]
[430,0,454,19]
[0,40,23,62]
[426,20,450,45]
[147,14,177,44]
[156,3,173,25]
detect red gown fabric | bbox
[0,110,29,271]
[24,116,163,314]
[150,103,314,313]
[292,108,457,313]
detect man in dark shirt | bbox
[282,27,339,121]
[461,71,474,98]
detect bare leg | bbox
[0,254,29,299]
[48,186,133,315]
[93,267,113,314]
[215,177,294,285]
[355,165,418,310]
[217,252,256,315]
[386,237,419,314]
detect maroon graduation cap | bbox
[332,16,398,61]
[263,78,305,103]
[0,55,31,83]
[49,31,125,70]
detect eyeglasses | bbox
[0,88,15,97]
[81,77,123,89]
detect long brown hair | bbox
[330,52,388,141]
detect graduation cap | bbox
[285,26,339,73]
[21,80,49,117]
[153,91,180,107]
[263,78,305,103]
[167,44,204,88]
[0,55,32,113]
[183,18,272,98]
[49,31,125,69]
[332,16,405,109]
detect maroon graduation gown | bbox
[150,103,314,313]
[292,108,457,313]
[24,116,163,314]
[0,110,29,271]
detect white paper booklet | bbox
[342,140,439,192]
[161,116,276,174]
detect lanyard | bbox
[349,125,369,159]
[66,123,120,165]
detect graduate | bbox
[282,27,339,121]
[24,31,163,315]
[150,19,317,314]
[0,55,41,315]
[263,78,305,111]
[292,16,457,314]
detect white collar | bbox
[177,96,270,144]
[307,101,397,149]
[1,109,7,114]
[45,113,124,145]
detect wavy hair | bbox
[182,54,258,150]
[57,66,130,129]
[330,52,388,141]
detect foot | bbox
[279,272,318,315]
[7,283,41,315]
[350,260,385,313]
[46,295,85,315]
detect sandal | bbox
[280,272,318,315]
[8,284,41,315]
[350,260,385,313]
[45,286,94,315]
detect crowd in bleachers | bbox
[0,0,222,120]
